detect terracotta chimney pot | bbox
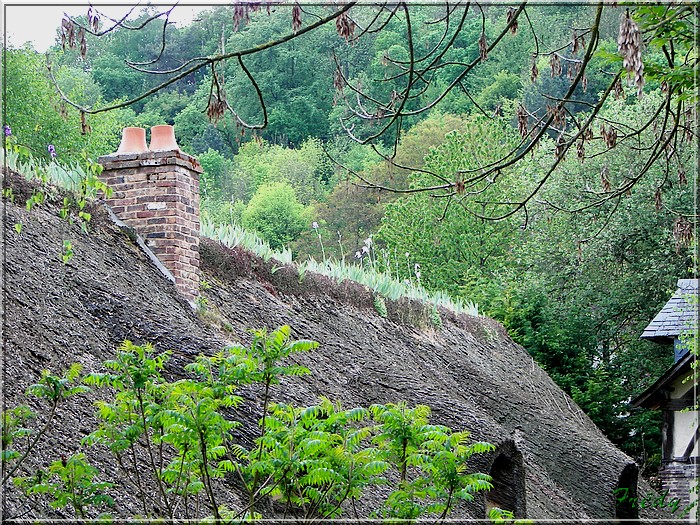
[150,125,180,152]
[117,127,148,154]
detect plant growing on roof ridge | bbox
[202,220,479,318]
[373,294,388,318]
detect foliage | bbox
[378,116,522,309]
[369,402,494,519]
[2,364,90,486]
[487,90,695,465]
[241,181,310,251]
[4,47,128,166]
[15,453,113,518]
[4,326,500,521]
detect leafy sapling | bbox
[2,364,89,485]
[370,402,496,520]
[15,453,113,519]
[83,341,175,518]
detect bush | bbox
[242,181,310,250]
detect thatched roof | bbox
[2,168,669,520]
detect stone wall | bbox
[98,149,202,300]
[660,461,698,518]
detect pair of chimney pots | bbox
[117,125,180,154]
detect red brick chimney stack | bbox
[98,125,202,301]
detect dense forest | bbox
[3,1,697,480]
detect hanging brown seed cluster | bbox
[546,104,566,129]
[478,32,488,62]
[678,166,687,186]
[613,77,624,99]
[506,7,518,34]
[554,134,566,160]
[571,31,586,54]
[87,6,100,33]
[683,107,695,143]
[80,111,91,135]
[336,12,355,42]
[516,104,529,137]
[233,3,264,31]
[292,2,302,32]
[530,54,539,83]
[566,60,582,82]
[673,217,693,253]
[600,124,617,148]
[454,173,465,195]
[233,5,247,31]
[207,95,226,123]
[600,165,611,191]
[59,101,69,120]
[549,54,562,77]
[60,17,75,50]
[333,68,345,94]
[617,11,645,97]
[62,21,87,59]
[577,137,585,162]
[79,27,87,58]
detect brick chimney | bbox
[98,126,202,301]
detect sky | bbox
[3,1,214,52]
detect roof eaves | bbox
[630,352,695,409]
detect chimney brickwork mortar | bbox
[98,150,203,301]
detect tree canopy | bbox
[51,1,697,222]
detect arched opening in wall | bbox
[484,440,526,518]
[614,463,639,519]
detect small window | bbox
[614,463,639,519]
[485,440,526,518]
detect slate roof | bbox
[641,279,698,342]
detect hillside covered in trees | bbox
[3,0,697,505]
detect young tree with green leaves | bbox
[242,181,311,251]
[4,326,506,522]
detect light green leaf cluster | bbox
[5,326,497,521]
[15,453,114,518]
